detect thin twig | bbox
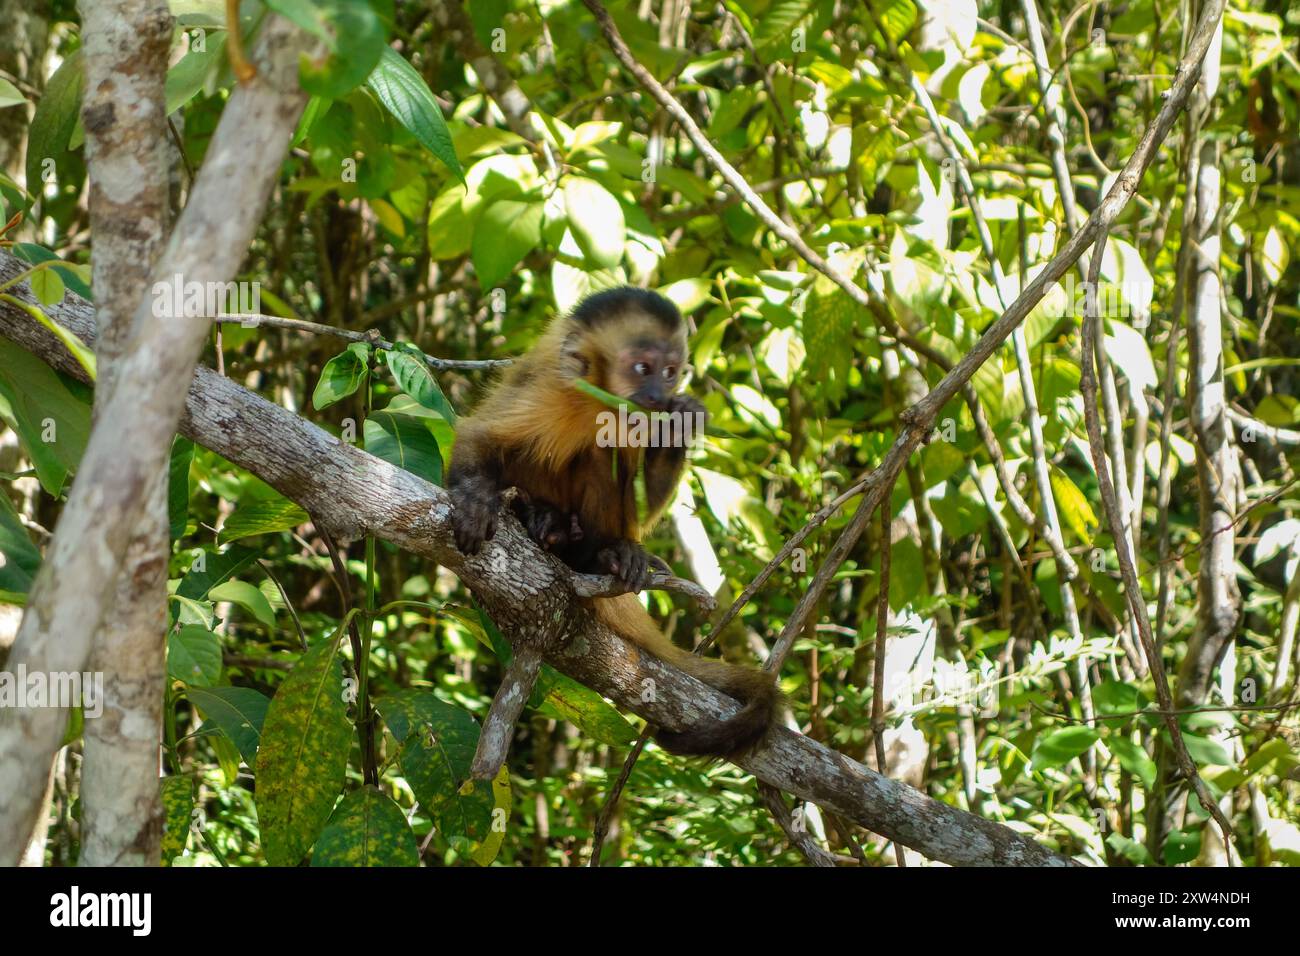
[213,313,510,370]
[1078,228,1236,861]
[871,505,906,867]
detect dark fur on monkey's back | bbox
[446,286,779,760]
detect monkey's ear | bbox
[559,329,590,379]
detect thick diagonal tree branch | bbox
[0,254,1072,867]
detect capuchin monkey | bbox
[447,287,778,757]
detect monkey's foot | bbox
[449,485,500,554]
[595,539,653,592]
[512,495,584,553]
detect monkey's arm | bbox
[446,419,505,554]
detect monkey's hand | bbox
[595,539,655,593]
[449,482,500,554]
[666,393,706,421]
[512,494,584,553]
[660,394,707,448]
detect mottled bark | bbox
[75,0,173,867]
[0,15,315,864]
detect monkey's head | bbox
[563,287,687,411]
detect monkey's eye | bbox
[662,366,676,381]
[633,362,651,376]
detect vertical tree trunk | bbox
[0,15,314,864]
[75,0,173,867]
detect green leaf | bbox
[255,636,353,866]
[165,33,225,114]
[563,177,625,269]
[1163,827,1202,865]
[472,199,543,289]
[802,282,856,404]
[1108,735,1157,789]
[168,437,195,540]
[469,765,511,866]
[375,690,493,845]
[1031,726,1100,771]
[270,0,386,99]
[25,49,82,198]
[160,776,194,866]
[218,497,309,543]
[0,493,40,603]
[176,545,259,603]
[0,338,92,496]
[310,786,420,866]
[312,341,371,410]
[426,186,473,260]
[186,685,270,765]
[1049,467,1098,543]
[11,244,93,300]
[1106,831,1156,865]
[0,77,24,109]
[1177,732,1234,768]
[209,579,277,628]
[534,670,637,747]
[383,344,456,423]
[364,409,443,484]
[365,47,463,180]
[29,267,64,306]
[1092,680,1148,717]
[167,624,223,687]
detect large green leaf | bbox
[1107,735,1157,789]
[160,776,194,866]
[563,177,625,269]
[375,690,493,846]
[176,545,259,603]
[1030,726,1099,772]
[269,0,386,99]
[364,408,442,484]
[0,338,91,496]
[218,497,309,544]
[25,49,82,199]
[472,198,543,289]
[255,636,353,866]
[310,786,420,866]
[168,437,195,540]
[209,579,277,629]
[534,670,638,747]
[383,344,456,424]
[0,493,40,603]
[366,47,463,179]
[312,341,371,410]
[167,624,223,687]
[165,33,225,114]
[187,685,270,765]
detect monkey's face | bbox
[609,340,683,410]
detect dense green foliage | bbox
[1,0,1299,866]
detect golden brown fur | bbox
[447,287,778,757]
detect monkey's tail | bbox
[592,594,780,758]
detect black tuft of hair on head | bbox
[568,286,681,331]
